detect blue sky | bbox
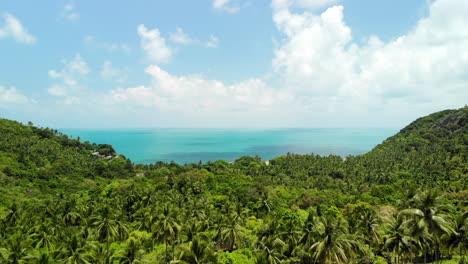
[1,0,467,128]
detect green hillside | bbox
[0,118,134,204]
[0,108,466,263]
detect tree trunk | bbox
[424,247,427,264]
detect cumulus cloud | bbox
[271,0,468,116]
[213,0,241,13]
[170,27,195,45]
[0,13,36,44]
[0,86,30,105]
[34,0,468,127]
[138,24,173,63]
[106,65,292,113]
[78,0,466,127]
[47,54,90,104]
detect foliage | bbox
[0,107,467,263]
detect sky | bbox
[0,0,467,128]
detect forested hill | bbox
[0,108,466,263]
[0,118,134,203]
[356,106,467,187]
[373,107,467,153]
[0,107,467,203]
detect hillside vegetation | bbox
[0,107,466,263]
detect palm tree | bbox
[401,190,455,262]
[60,235,93,264]
[309,215,364,264]
[0,233,29,264]
[356,209,382,246]
[278,212,302,257]
[23,249,59,264]
[446,211,467,257]
[255,237,286,264]
[152,203,180,263]
[383,215,416,264]
[92,206,125,243]
[117,238,145,264]
[218,219,244,251]
[300,212,318,246]
[88,242,115,264]
[177,235,214,264]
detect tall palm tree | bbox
[153,203,180,263]
[309,215,364,264]
[356,209,382,246]
[92,206,125,243]
[446,211,467,257]
[383,215,416,264]
[217,219,244,251]
[401,190,454,262]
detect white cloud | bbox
[271,0,468,116]
[106,65,292,112]
[0,13,36,44]
[47,54,89,99]
[205,35,220,48]
[30,0,468,127]
[62,3,80,21]
[170,27,195,45]
[137,24,173,63]
[213,0,241,13]
[67,54,89,75]
[101,60,127,83]
[0,86,30,104]
[169,27,220,48]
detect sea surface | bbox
[60,128,398,164]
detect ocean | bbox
[60,128,398,164]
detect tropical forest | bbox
[0,106,467,263]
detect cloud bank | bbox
[38,0,468,127]
[98,0,466,126]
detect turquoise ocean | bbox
[60,128,398,164]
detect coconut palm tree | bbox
[153,203,180,263]
[255,237,286,264]
[0,233,29,264]
[177,235,214,264]
[88,242,115,264]
[446,211,467,257]
[218,219,244,251]
[383,215,416,264]
[61,235,93,264]
[309,215,364,264]
[117,238,145,264]
[356,209,382,246]
[401,190,455,262]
